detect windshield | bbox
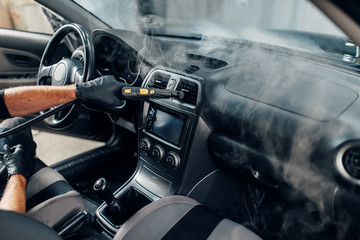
[73,0,345,38]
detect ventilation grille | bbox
[186,53,228,69]
[147,73,170,89]
[176,78,199,106]
[342,147,360,179]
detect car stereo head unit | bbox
[145,106,186,146]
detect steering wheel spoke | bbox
[37,64,55,84]
[55,109,66,120]
[74,68,84,84]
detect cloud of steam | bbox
[204,41,359,238]
[88,0,358,238]
[134,0,344,38]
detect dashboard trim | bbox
[335,141,360,185]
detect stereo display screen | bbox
[151,109,185,145]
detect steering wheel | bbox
[37,23,95,128]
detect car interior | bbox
[0,0,360,239]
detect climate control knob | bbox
[151,145,164,162]
[165,152,180,169]
[139,138,151,154]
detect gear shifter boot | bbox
[93,177,124,223]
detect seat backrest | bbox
[0,210,61,240]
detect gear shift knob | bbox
[93,177,114,204]
[93,177,123,221]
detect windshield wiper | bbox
[144,31,202,40]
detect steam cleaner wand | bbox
[121,87,184,100]
[0,87,184,139]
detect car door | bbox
[0,0,52,89]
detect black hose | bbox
[0,101,76,138]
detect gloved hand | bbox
[0,118,37,179]
[0,130,36,159]
[75,75,126,112]
[3,144,35,180]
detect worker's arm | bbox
[4,85,76,117]
[1,75,126,118]
[0,144,33,213]
[0,174,27,213]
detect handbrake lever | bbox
[122,87,184,100]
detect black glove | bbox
[0,129,36,159]
[75,75,126,112]
[3,144,35,180]
[0,119,37,179]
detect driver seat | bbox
[0,118,86,230]
[26,159,86,228]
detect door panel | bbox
[0,28,50,89]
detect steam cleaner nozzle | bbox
[122,87,184,100]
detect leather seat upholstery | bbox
[1,195,260,239]
[26,164,85,228]
[0,210,62,240]
[114,195,261,240]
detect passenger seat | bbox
[113,195,261,240]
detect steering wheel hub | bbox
[51,59,84,87]
[53,62,66,84]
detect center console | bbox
[95,68,202,235]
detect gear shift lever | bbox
[93,177,123,221]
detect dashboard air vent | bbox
[148,73,170,89]
[186,53,228,69]
[176,78,199,106]
[342,147,360,179]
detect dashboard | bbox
[94,34,145,85]
[91,28,360,237]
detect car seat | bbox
[25,159,85,228]
[113,195,261,240]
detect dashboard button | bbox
[140,138,151,154]
[151,145,164,162]
[165,152,180,169]
[139,88,149,95]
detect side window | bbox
[0,0,61,34]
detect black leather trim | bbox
[26,180,74,211]
[161,205,222,240]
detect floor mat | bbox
[224,182,338,240]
